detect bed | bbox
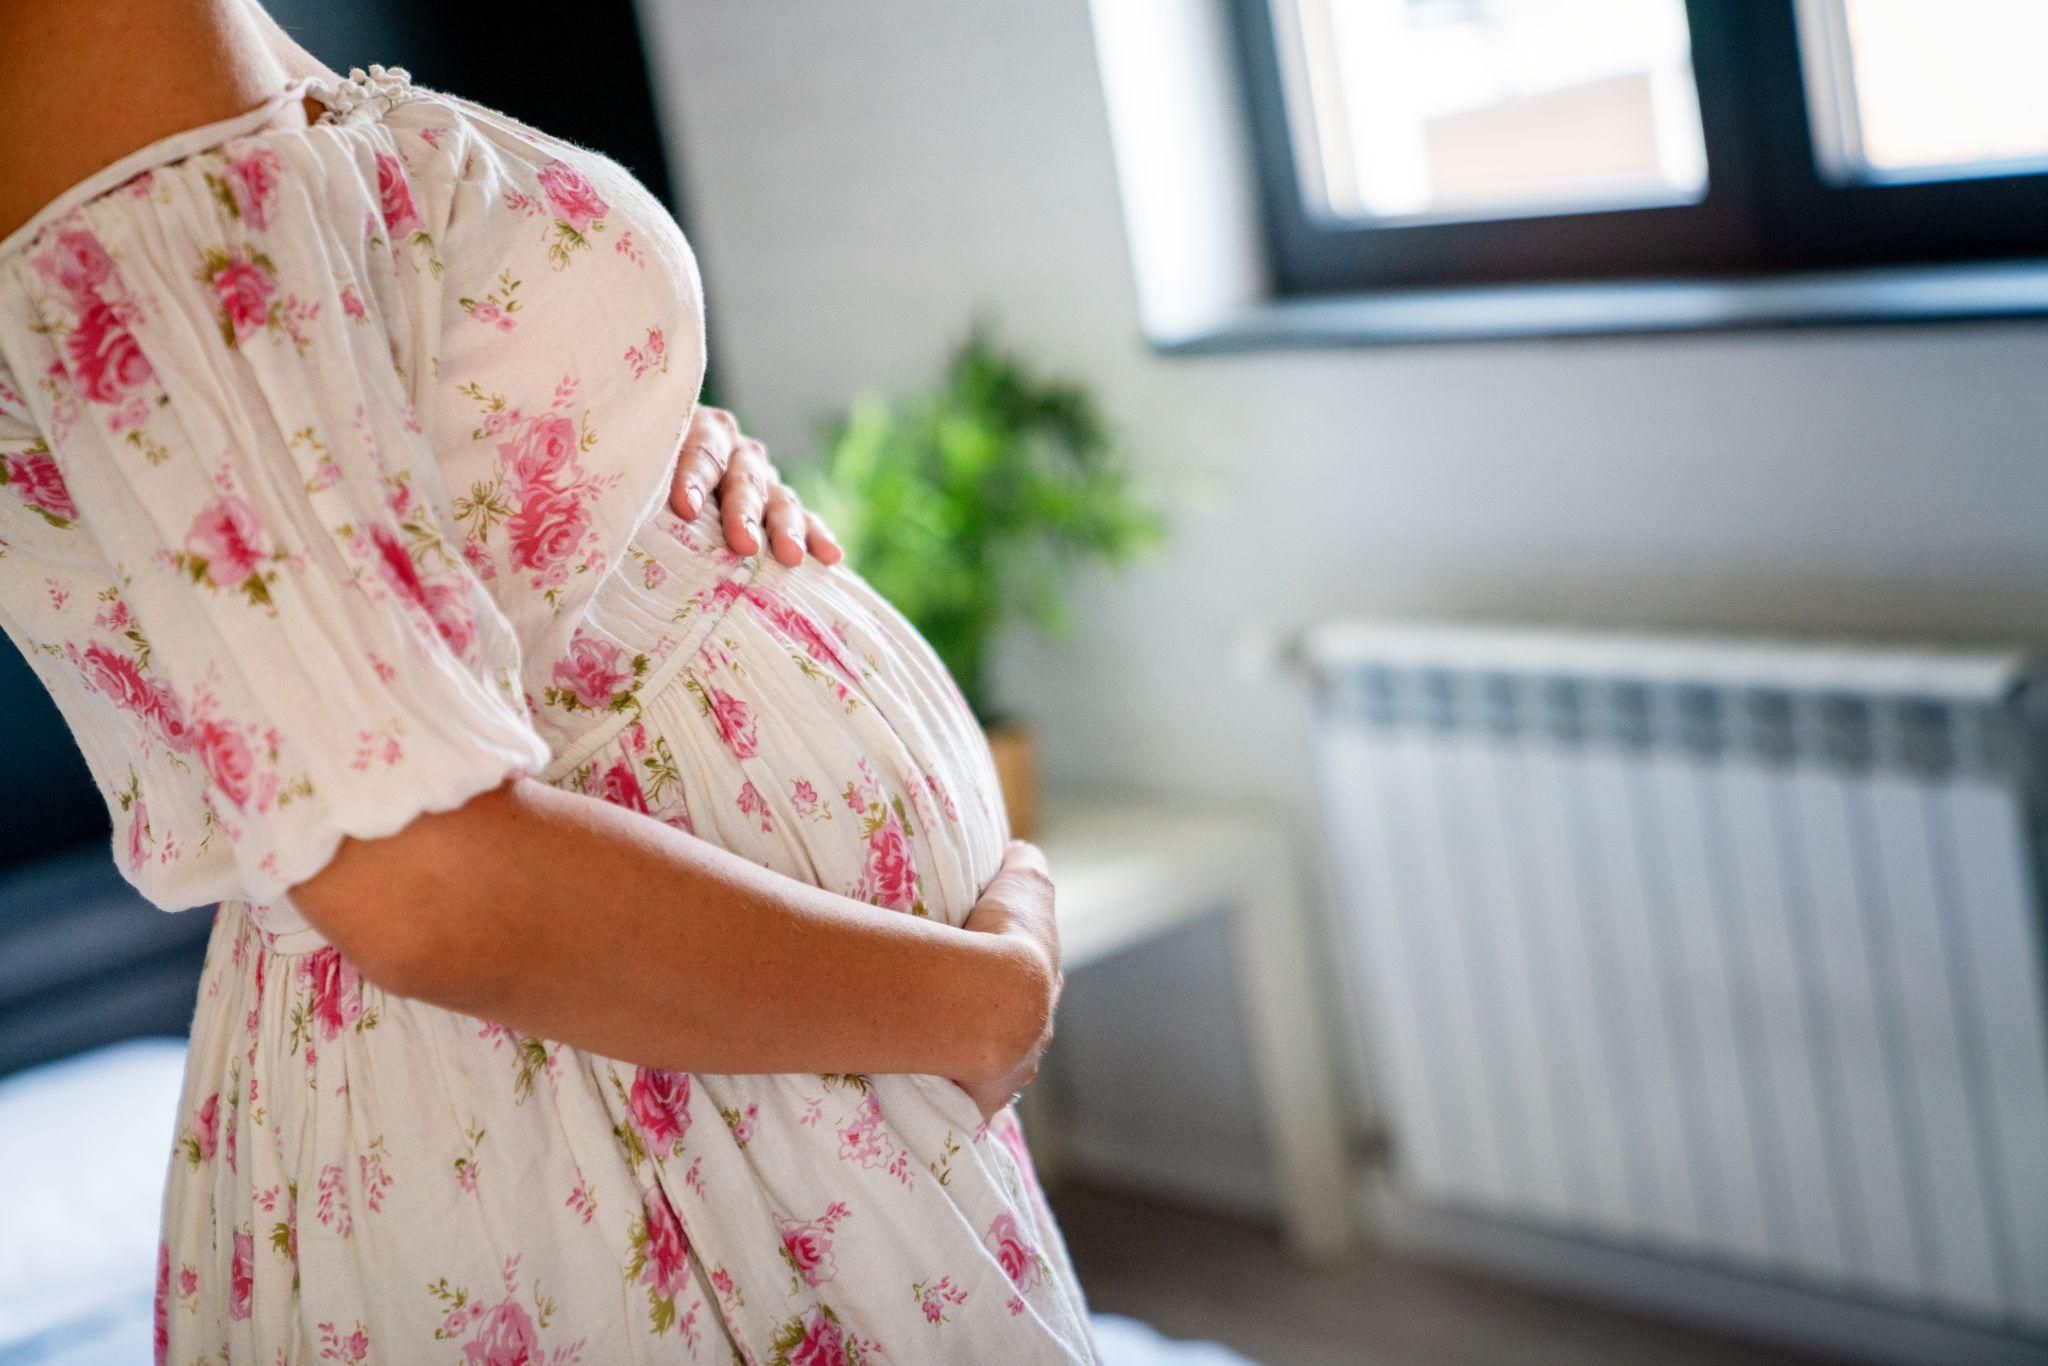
[0,824,211,1365]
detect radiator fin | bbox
[1306,625,2048,1335]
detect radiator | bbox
[1303,621,2048,1335]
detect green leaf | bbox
[798,326,1165,721]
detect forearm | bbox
[292,777,1044,1082]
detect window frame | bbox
[1230,0,2048,304]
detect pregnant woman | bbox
[0,3,1092,1361]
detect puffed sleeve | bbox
[0,119,551,906]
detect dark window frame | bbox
[1228,0,2048,305]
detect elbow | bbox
[320,902,481,1007]
[285,787,525,1011]
[312,906,450,1005]
[288,864,479,1008]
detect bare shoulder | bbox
[0,0,297,242]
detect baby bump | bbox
[540,511,1010,927]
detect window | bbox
[1798,0,2048,184]
[1279,0,1707,224]
[1225,0,2048,334]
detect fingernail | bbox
[684,485,701,517]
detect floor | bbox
[1050,1183,1840,1366]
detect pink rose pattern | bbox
[182,494,276,598]
[628,1190,692,1332]
[716,578,862,689]
[210,247,278,343]
[736,779,773,833]
[361,520,480,661]
[508,158,612,269]
[218,145,282,228]
[374,151,423,236]
[627,1067,692,1156]
[591,754,651,812]
[623,325,667,379]
[769,1304,882,1366]
[181,1090,221,1167]
[569,720,690,832]
[3,85,1085,1366]
[858,806,920,913]
[984,1210,1045,1294]
[506,480,588,571]
[682,663,760,761]
[0,444,77,526]
[152,1242,171,1364]
[547,632,640,712]
[67,298,154,410]
[74,641,185,749]
[462,1301,539,1366]
[536,161,609,234]
[32,228,114,299]
[847,762,924,914]
[459,377,619,604]
[301,946,367,1044]
[30,225,160,430]
[913,1274,969,1326]
[230,1230,255,1321]
[429,1259,576,1366]
[776,1202,848,1289]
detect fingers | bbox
[669,405,737,520]
[675,406,847,568]
[999,839,1052,885]
[988,841,1056,927]
[803,510,844,565]
[762,483,809,568]
[975,840,1059,986]
[965,843,1055,933]
[721,439,772,556]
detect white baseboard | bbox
[1366,1183,2048,1366]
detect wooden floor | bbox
[1050,1183,1842,1366]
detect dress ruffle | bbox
[306,65,423,126]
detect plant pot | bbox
[983,719,1041,840]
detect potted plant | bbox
[799,328,1163,835]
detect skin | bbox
[0,0,1055,1121]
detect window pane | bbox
[1799,0,2048,183]
[1272,0,1708,225]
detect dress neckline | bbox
[304,65,419,128]
[0,67,417,265]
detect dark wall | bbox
[0,647,104,866]
[265,0,676,205]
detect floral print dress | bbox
[0,67,1091,1364]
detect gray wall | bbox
[637,0,2048,1215]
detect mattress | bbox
[0,1038,186,1364]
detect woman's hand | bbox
[670,404,844,568]
[954,840,1064,1124]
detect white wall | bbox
[636,0,2048,1216]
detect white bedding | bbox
[0,1039,185,1363]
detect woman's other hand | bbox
[670,404,844,568]
[955,840,1063,1124]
